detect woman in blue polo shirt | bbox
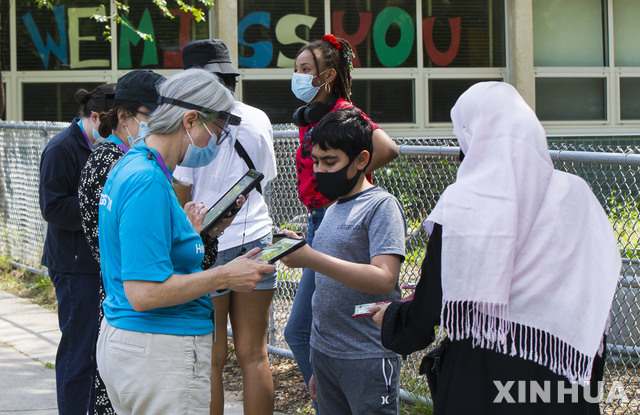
[95,68,275,414]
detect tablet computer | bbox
[200,169,264,236]
[252,237,307,264]
[272,231,303,243]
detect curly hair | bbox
[297,36,354,102]
[97,101,142,139]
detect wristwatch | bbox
[211,226,224,238]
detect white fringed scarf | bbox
[426,82,621,385]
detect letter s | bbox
[275,14,317,68]
[238,12,273,68]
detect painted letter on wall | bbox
[238,12,272,68]
[22,5,68,68]
[68,6,109,69]
[332,11,372,68]
[163,9,197,68]
[119,9,158,69]
[275,14,317,67]
[373,7,414,67]
[423,17,460,66]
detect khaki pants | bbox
[96,319,212,415]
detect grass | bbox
[0,256,57,311]
[399,391,433,415]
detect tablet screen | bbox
[256,237,305,263]
[202,172,261,232]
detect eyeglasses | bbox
[137,110,152,117]
[300,126,314,159]
[212,121,231,145]
[203,120,232,146]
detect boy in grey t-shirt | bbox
[281,108,406,414]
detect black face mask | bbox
[314,160,363,201]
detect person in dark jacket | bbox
[39,83,114,415]
[372,82,621,415]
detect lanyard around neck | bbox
[77,119,94,151]
[147,149,172,184]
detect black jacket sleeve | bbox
[39,136,83,231]
[381,224,443,356]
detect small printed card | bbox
[352,293,414,318]
[352,302,389,318]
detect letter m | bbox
[22,5,68,68]
[118,9,157,69]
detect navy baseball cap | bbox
[106,70,166,112]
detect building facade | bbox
[1,0,639,140]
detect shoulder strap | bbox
[234,139,262,194]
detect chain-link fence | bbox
[1,121,639,412]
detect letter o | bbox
[373,7,414,67]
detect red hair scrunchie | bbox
[322,34,341,52]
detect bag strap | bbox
[234,139,262,194]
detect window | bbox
[535,78,606,121]
[533,0,640,124]
[614,0,640,122]
[429,78,501,122]
[620,78,640,121]
[533,0,604,67]
[423,0,505,68]
[23,82,102,121]
[351,80,414,123]
[242,80,299,125]
[423,0,506,124]
[1,0,9,71]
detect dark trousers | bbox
[50,271,100,415]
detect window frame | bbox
[533,0,640,132]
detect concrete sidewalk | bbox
[0,290,285,414]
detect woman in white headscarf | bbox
[373,82,621,414]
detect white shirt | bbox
[173,101,277,251]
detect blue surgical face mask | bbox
[291,70,328,103]
[125,113,149,147]
[137,121,149,140]
[179,121,221,168]
[92,128,107,144]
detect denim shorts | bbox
[210,233,276,298]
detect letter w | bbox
[22,5,68,68]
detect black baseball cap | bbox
[106,70,166,112]
[182,39,240,76]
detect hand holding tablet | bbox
[251,237,307,264]
[200,169,264,236]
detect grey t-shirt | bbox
[310,186,406,359]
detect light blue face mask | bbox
[291,71,327,103]
[92,128,108,144]
[126,113,149,147]
[179,122,222,168]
